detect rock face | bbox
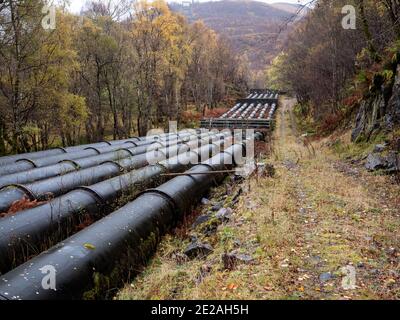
[386,65,400,128]
[352,65,400,142]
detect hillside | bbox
[170,1,305,72]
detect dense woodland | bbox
[0,0,250,154]
[267,0,400,133]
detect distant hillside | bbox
[170,1,307,73]
[269,2,307,15]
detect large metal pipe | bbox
[0,132,228,212]
[0,131,201,176]
[0,136,233,274]
[0,134,256,300]
[0,139,142,168]
[0,129,196,168]
[0,140,155,176]
[0,132,214,188]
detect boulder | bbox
[365,151,399,172]
[192,214,211,228]
[215,207,233,222]
[211,203,223,211]
[184,241,213,259]
[222,252,254,270]
[373,144,387,153]
[365,153,386,171]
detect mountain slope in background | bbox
[170,1,306,78]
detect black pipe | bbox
[0,132,214,189]
[0,133,227,212]
[0,137,230,274]
[0,134,198,176]
[0,140,135,168]
[0,136,250,300]
[0,130,192,167]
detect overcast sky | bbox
[66,0,310,14]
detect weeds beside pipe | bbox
[0,139,246,299]
[0,138,229,274]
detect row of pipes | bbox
[0,133,261,299]
[0,127,263,299]
[0,131,227,213]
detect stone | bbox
[365,152,399,172]
[184,241,213,259]
[385,151,399,172]
[171,252,189,265]
[192,214,211,228]
[373,144,387,153]
[233,239,242,248]
[211,203,223,211]
[215,207,233,222]
[365,153,385,171]
[222,252,254,270]
[319,272,333,283]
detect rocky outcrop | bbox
[352,65,400,142]
[386,65,400,129]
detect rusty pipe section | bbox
[0,133,258,300]
[0,135,233,274]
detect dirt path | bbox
[117,97,400,300]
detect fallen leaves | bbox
[0,196,47,217]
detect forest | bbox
[0,0,250,154]
[267,0,400,137]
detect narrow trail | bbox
[118,97,400,300]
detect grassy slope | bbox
[117,97,400,300]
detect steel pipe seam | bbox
[73,186,107,207]
[122,141,137,147]
[0,148,67,167]
[0,184,36,200]
[0,162,77,189]
[82,147,102,154]
[0,161,36,176]
[112,147,136,157]
[58,159,81,169]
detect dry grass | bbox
[117,97,400,300]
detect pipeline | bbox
[0,131,201,176]
[0,135,234,274]
[0,140,154,176]
[0,132,261,300]
[0,131,217,189]
[0,132,229,213]
[0,138,143,168]
[0,129,197,168]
